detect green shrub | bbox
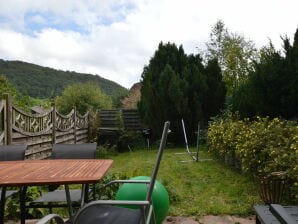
[208,113,248,165]
[117,131,145,152]
[95,173,130,200]
[208,116,298,203]
[236,118,297,175]
[288,133,298,202]
[5,186,44,219]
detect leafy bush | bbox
[56,82,112,115]
[5,186,44,219]
[208,112,248,165]
[236,118,297,175]
[94,173,130,200]
[98,129,147,153]
[208,116,298,203]
[117,131,146,152]
[287,133,298,202]
[97,145,118,158]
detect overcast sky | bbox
[0,0,297,89]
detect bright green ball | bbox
[116,176,169,224]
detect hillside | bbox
[0,59,128,100]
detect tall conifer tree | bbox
[139,42,226,143]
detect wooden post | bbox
[73,106,77,144]
[87,111,92,142]
[52,103,56,145]
[4,94,12,145]
[2,98,6,145]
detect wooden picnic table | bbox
[0,159,113,224]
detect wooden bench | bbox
[254,204,298,224]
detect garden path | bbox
[4,215,255,223]
[163,215,255,224]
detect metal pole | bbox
[196,123,200,162]
[181,119,195,161]
[181,119,189,151]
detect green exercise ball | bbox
[115,176,169,224]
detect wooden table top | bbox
[0,159,113,186]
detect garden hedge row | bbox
[208,115,297,203]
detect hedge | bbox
[208,115,298,203]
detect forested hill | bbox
[0,59,128,99]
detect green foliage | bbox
[95,172,131,200]
[5,186,44,219]
[117,131,145,152]
[138,42,226,143]
[0,75,17,97]
[0,59,128,105]
[206,20,258,95]
[231,28,298,119]
[55,82,112,115]
[97,145,119,158]
[208,116,298,203]
[0,75,50,112]
[29,97,52,109]
[208,112,244,160]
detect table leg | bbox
[64,185,73,217]
[0,187,7,224]
[20,186,27,224]
[80,184,91,207]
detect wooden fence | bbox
[0,94,90,160]
[0,93,142,159]
[99,109,142,131]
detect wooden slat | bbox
[122,109,141,130]
[255,205,298,224]
[270,204,298,224]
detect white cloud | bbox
[0,0,297,88]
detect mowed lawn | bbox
[101,146,262,218]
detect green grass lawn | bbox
[101,146,262,219]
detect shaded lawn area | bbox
[103,147,262,218]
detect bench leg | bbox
[20,186,27,224]
[256,215,262,224]
[0,187,7,224]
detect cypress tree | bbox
[139,42,226,143]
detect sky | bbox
[0,0,297,89]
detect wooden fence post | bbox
[0,100,5,145]
[4,94,12,145]
[87,111,92,142]
[52,103,56,145]
[73,106,77,144]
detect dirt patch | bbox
[163,215,255,224]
